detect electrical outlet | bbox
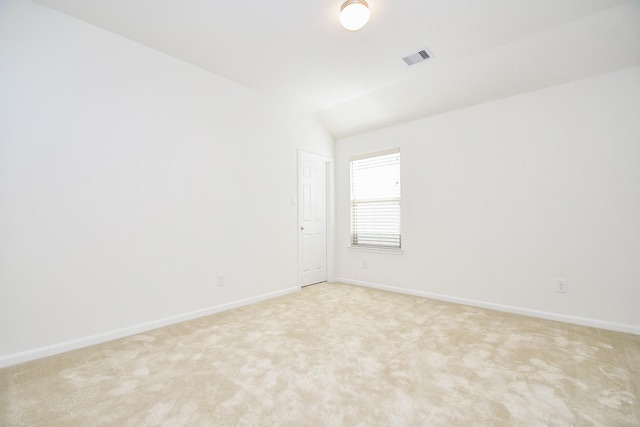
[217,274,225,287]
[556,279,567,293]
[362,260,368,269]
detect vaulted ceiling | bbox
[33,0,640,139]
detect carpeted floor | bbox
[1,282,639,426]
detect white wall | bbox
[335,67,640,333]
[0,0,334,365]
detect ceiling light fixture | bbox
[339,0,370,31]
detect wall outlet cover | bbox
[556,279,567,293]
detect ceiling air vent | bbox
[403,48,433,66]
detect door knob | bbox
[300,226,304,230]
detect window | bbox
[350,149,401,250]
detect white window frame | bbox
[349,148,402,252]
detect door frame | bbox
[297,150,333,287]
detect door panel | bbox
[299,152,327,286]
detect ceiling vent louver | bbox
[403,48,433,66]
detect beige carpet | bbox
[1,282,639,426]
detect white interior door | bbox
[299,152,328,286]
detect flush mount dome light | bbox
[339,0,370,31]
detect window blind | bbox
[350,150,401,249]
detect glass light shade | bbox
[339,0,370,31]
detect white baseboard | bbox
[0,286,301,368]
[334,277,640,336]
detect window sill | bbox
[348,246,404,255]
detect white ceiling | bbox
[33,0,640,139]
